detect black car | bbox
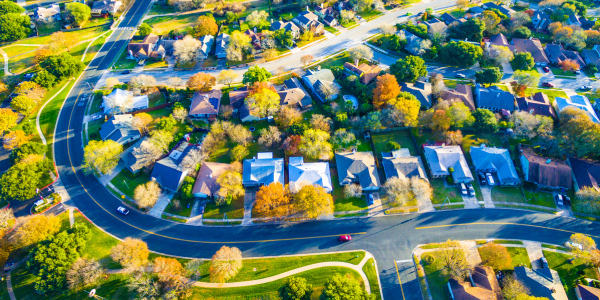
[121,70,131,74]
[478,173,486,185]
[540,257,548,268]
[563,195,571,206]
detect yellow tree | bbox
[153,257,184,284]
[217,170,245,201]
[134,181,161,209]
[294,185,333,219]
[209,246,243,283]
[373,74,400,109]
[195,15,218,37]
[254,182,292,218]
[431,110,451,132]
[299,129,332,160]
[0,108,18,134]
[559,59,580,72]
[187,72,216,92]
[478,243,513,271]
[83,140,123,174]
[14,215,60,247]
[393,95,421,127]
[3,130,30,150]
[246,86,280,118]
[217,70,237,88]
[133,113,153,133]
[110,238,149,270]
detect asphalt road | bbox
[49,1,600,300]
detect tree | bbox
[391,94,421,127]
[273,29,294,47]
[0,1,24,14]
[243,66,272,85]
[384,177,412,205]
[331,129,360,151]
[34,48,54,65]
[513,27,532,38]
[126,272,160,299]
[322,273,372,300]
[229,124,252,147]
[568,233,596,264]
[0,160,43,201]
[299,129,332,160]
[195,15,218,36]
[348,45,373,62]
[437,244,471,279]
[227,30,252,61]
[280,276,313,300]
[153,257,183,284]
[0,208,14,230]
[276,106,302,128]
[373,74,400,109]
[83,140,123,174]
[129,74,156,92]
[246,10,268,28]
[502,274,529,300]
[14,215,60,247]
[49,31,77,52]
[210,246,242,283]
[187,72,216,91]
[310,114,332,133]
[34,69,57,89]
[217,70,237,87]
[390,56,427,83]
[0,108,18,134]
[559,58,580,72]
[138,23,152,36]
[64,3,91,27]
[15,82,45,103]
[439,41,483,66]
[475,67,503,85]
[3,130,30,150]
[513,52,535,70]
[456,0,469,10]
[489,45,514,65]
[217,170,244,200]
[478,243,513,271]
[481,10,501,29]
[472,108,498,133]
[281,135,302,156]
[300,54,314,66]
[0,13,30,42]
[514,70,541,87]
[246,86,280,118]
[40,53,84,80]
[67,258,103,290]
[449,17,485,42]
[255,182,292,217]
[230,144,248,161]
[447,102,473,127]
[344,184,362,199]
[258,126,282,147]
[411,177,432,204]
[428,110,450,132]
[172,107,188,123]
[10,96,36,115]
[134,181,161,209]
[559,107,600,157]
[294,185,333,219]
[133,113,153,133]
[174,35,201,63]
[340,10,355,25]
[149,129,174,154]
[318,82,340,102]
[379,24,397,36]
[110,238,149,270]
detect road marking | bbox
[395,259,412,263]
[394,260,407,300]
[415,222,600,239]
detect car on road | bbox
[542,82,555,87]
[478,173,486,186]
[455,73,466,78]
[3,263,13,272]
[117,206,130,215]
[540,257,548,268]
[486,173,495,186]
[562,194,571,206]
[467,184,475,197]
[575,70,581,75]
[555,194,564,206]
[339,235,351,242]
[121,70,131,74]
[406,12,413,16]
[459,183,468,196]
[543,67,550,72]
[579,85,593,90]
[367,194,374,206]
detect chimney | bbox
[354,58,359,66]
[306,5,309,11]
[320,3,323,8]
[209,173,213,178]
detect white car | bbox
[565,242,583,250]
[580,86,593,90]
[117,206,130,215]
[456,73,466,78]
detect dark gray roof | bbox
[279,88,311,108]
[284,78,300,89]
[475,84,516,111]
[399,81,432,108]
[568,157,600,191]
[545,44,586,67]
[469,6,484,13]
[121,137,153,173]
[335,151,380,189]
[150,142,196,191]
[423,145,473,182]
[242,154,284,186]
[470,145,519,185]
[381,150,427,181]
[482,2,512,16]
[441,12,459,24]
[99,114,139,144]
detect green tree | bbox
[156,115,177,131]
[390,55,428,83]
[299,129,333,160]
[230,145,249,161]
[0,13,31,42]
[472,108,498,133]
[243,66,272,85]
[322,273,374,300]
[181,177,195,199]
[83,140,123,174]
[513,70,541,87]
[513,27,531,39]
[513,52,535,70]
[10,141,47,163]
[280,277,313,300]
[0,161,43,201]
[0,1,24,14]
[33,69,57,89]
[64,3,91,27]
[10,95,36,115]
[449,17,485,42]
[40,53,84,80]
[439,41,483,66]
[475,67,503,86]
[273,28,294,47]
[138,23,153,36]
[447,102,474,127]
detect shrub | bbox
[423,255,435,264]
[582,278,589,285]
[50,193,62,204]
[387,141,401,151]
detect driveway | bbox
[479,186,495,208]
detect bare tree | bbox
[343,184,363,198]
[300,54,314,67]
[185,259,204,280]
[318,82,340,101]
[217,70,237,87]
[229,124,252,146]
[67,258,103,290]
[384,177,413,205]
[276,106,302,128]
[167,77,184,88]
[310,114,333,132]
[408,39,432,56]
[172,107,188,123]
[134,181,162,209]
[430,73,446,97]
[219,105,233,119]
[258,126,282,147]
[444,130,464,145]
[209,246,243,283]
[411,177,432,204]
[149,130,174,153]
[111,238,150,270]
[126,271,160,298]
[174,35,202,63]
[129,75,156,92]
[181,148,208,175]
[428,24,448,44]
[130,140,163,169]
[106,77,121,89]
[437,245,471,280]
[0,208,14,229]
[348,45,373,62]
[379,24,397,36]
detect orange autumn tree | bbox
[254,182,293,219]
[559,59,580,72]
[510,82,528,97]
[431,110,451,132]
[373,74,400,109]
[187,72,216,92]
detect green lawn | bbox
[8,50,36,74]
[357,10,383,20]
[310,51,352,70]
[112,48,137,69]
[164,194,195,217]
[331,172,368,212]
[522,189,556,208]
[143,12,209,35]
[422,250,462,300]
[524,88,568,104]
[82,16,113,28]
[144,59,169,69]
[37,21,61,36]
[0,45,39,58]
[430,179,462,205]
[507,247,531,269]
[342,20,357,28]
[203,195,244,219]
[70,211,121,268]
[363,258,381,300]
[38,79,77,159]
[491,186,525,203]
[550,67,577,77]
[543,251,598,300]
[325,25,339,34]
[371,130,418,157]
[492,84,510,92]
[109,169,152,200]
[296,35,326,48]
[87,119,104,141]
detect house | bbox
[568,157,600,192]
[323,15,338,27]
[511,38,550,65]
[150,142,197,192]
[423,144,473,183]
[215,33,230,59]
[531,10,552,30]
[127,33,160,61]
[229,86,250,113]
[192,162,232,198]
[242,152,285,187]
[514,266,569,300]
[440,84,476,110]
[288,157,332,193]
[34,4,61,21]
[470,145,520,186]
[401,30,424,55]
[99,114,141,145]
[279,88,312,110]
[343,61,382,85]
[468,6,484,16]
[423,18,447,33]
[102,89,149,115]
[381,149,427,182]
[555,95,600,123]
[475,84,516,112]
[576,284,600,300]
[120,137,154,174]
[567,14,595,29]
[293,10,325,36]
[189,90,222,120]
[545,44,586,68]
[440,12,460,25]
[335,151,381,190]
[399,81,432,108]
[519,144,572,190]
[314,4,335,20]
[151,39,175,60]
[482,2,514,17]
[91,0,122,16]
[245,29,263,50]
[270,21,300,39]
[516,92,557,119]
[582,45,600,66]
[197,35,214,59]
[448,266,502,300]
[486,33,515,52]
[302,68,341,103]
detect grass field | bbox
[357,10,383,20]
[145,59,169,69]
[297,35,326,48]
[363,258,381,300]
[8,50,37,74]
[491,186,556,208]
[112,48,138,69]
[431,179,463,204]
[507,247,531,269]
[1,45,39,58]
[110,170,151,199]
[310,51,352,70]
[144,12,208,35]
[203,195,245,219]
[371,130,418,157]
[544,251,598,300]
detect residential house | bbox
[440,12,462,25]
[293,10,325,36]
[335,151,381,190]
[127,33,160,61]
[34,4,61,21]
[279,87,312,110]
[192,162,232,198]
[151,39,175,60]
[519,144,572,190]
[323,15,338,27]
[215,33,229,59]
[400,81,432,108]
[470,145,520,186]
[99,114,141,145]
[440,84,476,110]
[270,21,300,39]
[423,144,474,183]
[334,0,353,12]
[245,29,263,50]
[475,84,516,112]
[423,18,447,33]
[486,33,515,52]
[531,10,552,30]
[91,0,122,17]
[568,157,600,192]
[448,266,502,300]
[582,45,600,66]
[514,266,569,300]
[576,284,600,300]
[381,149,427,182]
[288,157,332,193]
[343,61,382,85]
[314,4,335,20]
[197,35,214,59]
[102,89,149,115]
[228,86,250,114]
[302,68,341,103]
[242,152,285,187]
[189,90,222,121]
[120,137,153,174]
[567,14,595,29]
[545,44,586,69]
[468,6,484,16]
[555,95,600,123]
[516,92,557,119]
[482,2,514,17]
[150,142,197,192]
[401,30,425,55]
[511,38,550,65]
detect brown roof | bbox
[192,162,232,196]
[279,88,311,108]
[520,144,572,189]
[189,90,222,116]
[343,62,382,84]
[143,33,159,44]
[449,266,501,300]
[229,87,249,110]
[512,38,550,63]
[441,84,475,110]
[127,43,151,58]
[516,92,557,119]
[577,284,600,300]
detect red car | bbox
[339,235,352,242]
[543,66,550,72]
[542,82,555,87]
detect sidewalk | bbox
[242,189,255,226]
[148,190,175,218]
[98,163,124,186]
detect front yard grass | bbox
[112,49,137,69]
[203,195,244,219]
[430,179,463,204]
[362,258,381,300]
[357,10,383,20]
[371,130,418,157]
[325,25,339,34]
[143,12,208,35]
[491,186,525,203]
[87,119,104,141]
[164,194,195,217]
[522,189,556,208]
[550,67,577,77]
[145,59,169,69]
[296,35,326,48]
[331,171,368,212]
[507,247,531,269]
[422,250,459,300]
[109,169,151,199]
[309,51,352,70]
[543,251,598,300]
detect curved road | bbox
[50,0,600,300]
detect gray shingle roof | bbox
[99,114,140,144]
[423,145,473,182]
[381,150,428,181]
[335,151,381,189]
[288,157,332,192]
[475,84,516,111]
[121,137,154,173]
[470,145,519,185]
[399,81,432,108]
[150,142,196,191]
[242,154,284,186]
[192,162,231,197]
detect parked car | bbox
[467,184,475,197]
[117,206,130,215]
[3,263,13,272]
[563,194,571,206]
[486,173,495,186]
[543,66,550,72]
[542,82,555,87]
[565,241,583,250]
[366,194,374,206]
[455,73,466,78]
[460,183,468,196]
[339,235,351,242]
[540,257,548,268]
[575,70,581,75]
[555,194,564,206]
[579,85,593,90]
[121,70,131,74]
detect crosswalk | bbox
[116,27,135,31]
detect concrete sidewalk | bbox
[148,191,175,218]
